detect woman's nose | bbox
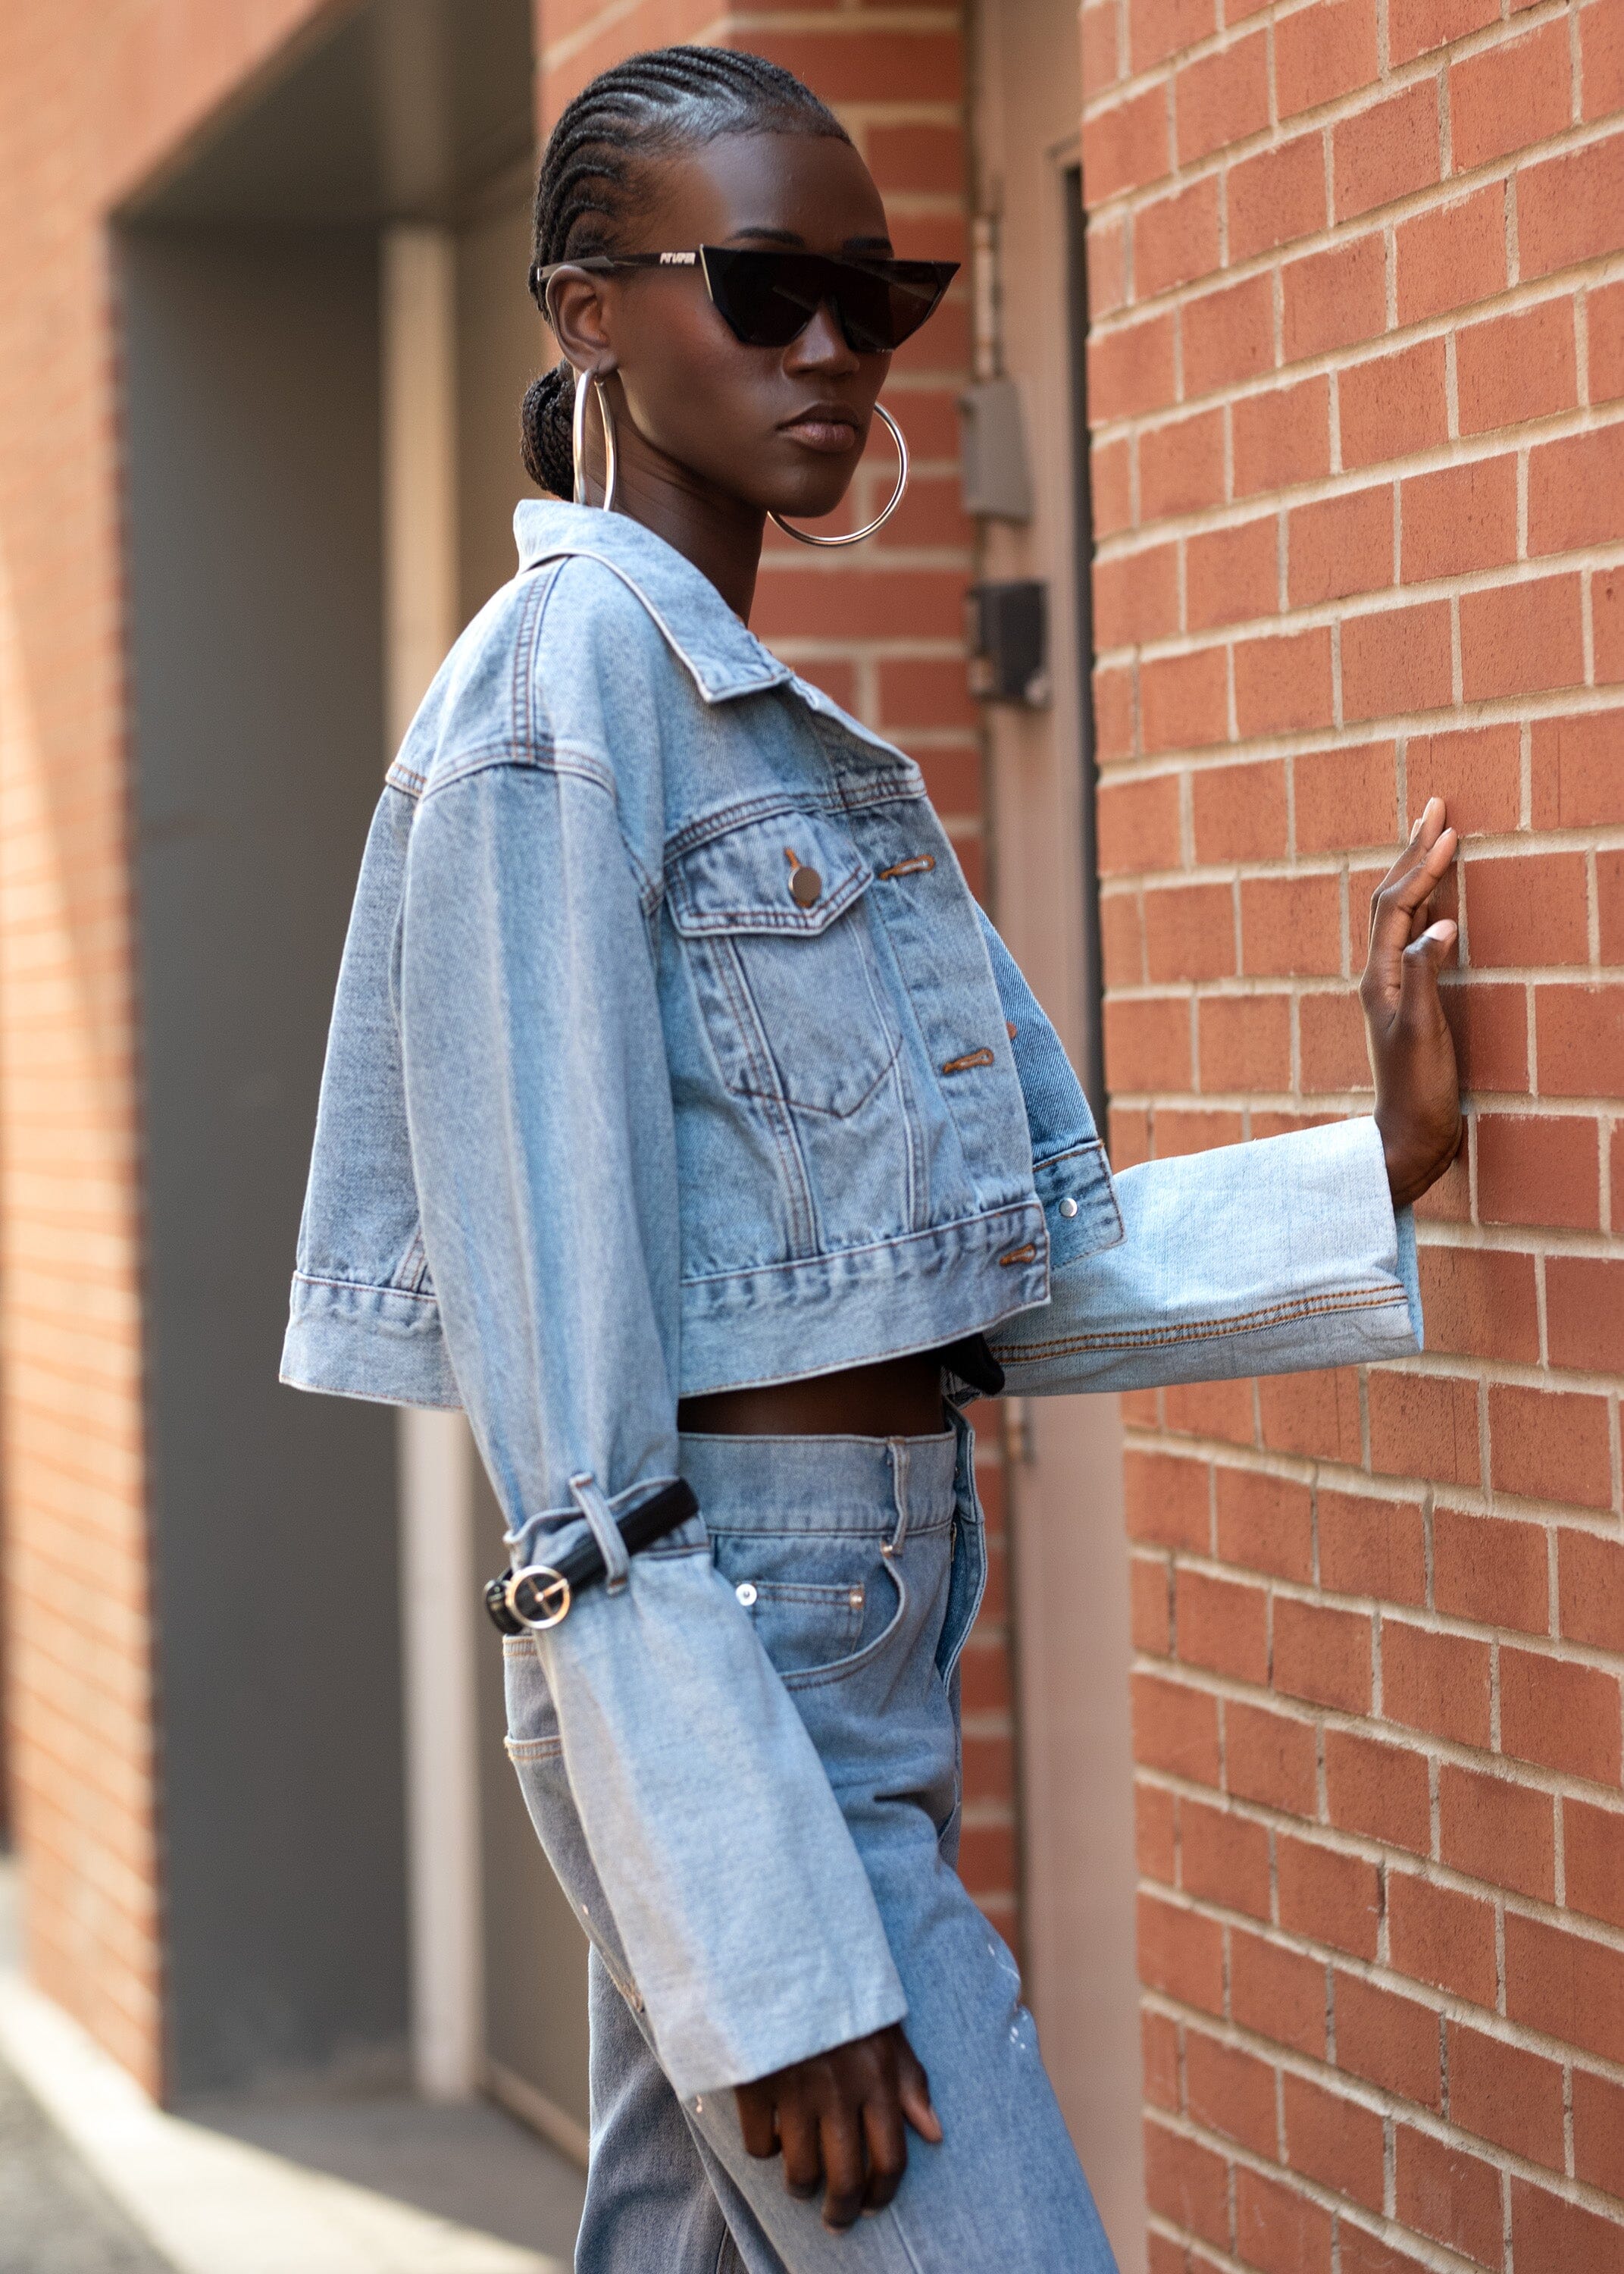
[786,299,861,374]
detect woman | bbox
[283,46,1462,2272]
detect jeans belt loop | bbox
[570,1471,632,1593]
[885,1439,912,1559]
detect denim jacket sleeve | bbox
[397,756,906,2097]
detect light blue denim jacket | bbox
[283,502,1422,2095]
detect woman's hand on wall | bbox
[1362,795,1465,1209]
[735,2021,943,2229]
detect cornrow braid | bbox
[520,46,850,498]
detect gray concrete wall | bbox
[124,225,409,2096]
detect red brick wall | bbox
[537,3,1020,1940]
[0,0,339,2100]
[1081,0,1624,2264]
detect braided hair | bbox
[521,47,851,498]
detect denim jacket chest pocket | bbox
[665,807,902,1119]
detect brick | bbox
[1229,134,1327,263]
[1175,1566,1269,1683]
[1573,2065,1624,2196]
[1216,1468,1314,1582]
[1187,277,1277,406]
[1098,772,1181,874]
[1438,1761,1556,1902]
[1093,543,1180,650]
[1442,981,1529,1096]
[1125,1449,1211,1550]
[1282,234,1387,363]
[1198,994,1292,1091]
[1082,0,1125,91]
[1137,1889,1225,2013]
[1519,127,1624,282]
[1140,407,1226,521]
[1368,1370,1480,1486]
[1082,83,1172,202]
[1500,1642,1622,1783]
[1477,1111,1598,1229]
[1141,2006,1180,2110]
[1460,573,1585,701]
[1510,2180,1624,2274]
[1582,0,1624,118]
[1335,80,1440,223]
[865,124,965,199]
[1400,455,1517,585]
[1388,1872,1497,2005]
[1135,176,1222,301]
[1181,1798,1272,1919]
[1339,338,1450,472]
[1175,31,1269,167]
[1238,872,1341,978]
[1277,0,1378,118]
[1293,744,1396,854]
[1447,2023,1564,2171]
[1603,847,1624,966]
[1231,1927,1328,2056]
[1288,485,1394,608]
[1185,2028,1277,2152]
[1134,1671,1223,1785]
[1163,1378,1254,1443]
[1395,186,1507,326]
[1325,1728,1432,1854]
[1457,299,1578,437]
[1226,1699,1319,1814]
[1143,2116,1230,2250]
[1405,722,1522,835]
[1185,519,1278,634]
[1128,0,1215,72]
[1137,1780,1179,1881]
[1547,1256,1624,1377]
[1491,1380,1613,1511]
[1434,1503,1549,1632]
[1107,993,1194,1092]
[1592,276,1624,402]
[1394,2127,1504,2269]
[1280,1834,1383,1962]
[1086,211,1128,321]
[1142,647,1228,754]
[1191,760,1287,862]
[1257,1367,1363,1464]
[1090,311,1178,421]
[1095,665,1136,758]
[1234,2165,1333,2274]
[1597,565,1624,684]
[1334,1972,1442,2106]
[1234,376,1331,497]
[1299,989,1371,1092]
[1467,850,1588,968]
[1529,420,1624,556]
[1381,1621,1492,1749]
[1337,2228,1436,2274]
[1132,1552,1173,1656]
[1274,1599,1372,1713]
[1341,601,1453,722]
[1145,882,1237,982]
[1281,2070,1384,2210]
[1319,1489,1428,1605]
[1092,434,1132,538]
[1560,1529,1624,1652]
[1566,1796,1624,1932]
[1110,1104,1152,1167]
[1417,1248,1539,1367]
[1233,625,1334,738]
[1390,0,1497,64]
[1506,1909,1624,2065]
[1450,20,1572,174]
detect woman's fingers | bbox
[777,2096,824,2200]
[897,2040,943,2144]
[1364,801,1457,1019]
[734,2078,779,2161]
[818,2105,868,2231]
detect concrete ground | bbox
[0,1861,585,2274]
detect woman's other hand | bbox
[735,2021,943,2229]
[1362,794,1464,1208]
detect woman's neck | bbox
[582,386,767,622]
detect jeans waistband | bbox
[677,1425,960,1537]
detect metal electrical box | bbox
[966,580,1049,706]
[957,377,1034,521]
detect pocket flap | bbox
[1033,1138,1124,1262]
[667,810,872,937]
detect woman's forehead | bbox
[641,131,890,252]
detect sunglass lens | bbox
[699,249,956,352]
[702,249,822,347]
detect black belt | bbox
[483,1478,699,1634]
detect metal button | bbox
[1059,1195,1078,1218]
[735,1581,758,1607]
[789,863,822,907]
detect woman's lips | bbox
[781,412,861,454]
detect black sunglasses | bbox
[530,245,958,356]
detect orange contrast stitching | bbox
[940,1047,996,1074]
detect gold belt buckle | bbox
[506,1563,572,1630]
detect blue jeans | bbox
[502,1420,1119,2272]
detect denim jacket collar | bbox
[511,500,903,759]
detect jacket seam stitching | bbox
[994,1283,1410,1359]
[293,1270,439,1306]
[679,1201,1044,1289]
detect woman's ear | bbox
[546,271,620,379]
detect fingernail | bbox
[1409,814,1422,842]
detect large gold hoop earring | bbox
[571,371,618,512]
[769,403,909,548]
